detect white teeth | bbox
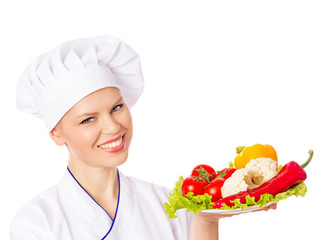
[99,137,123,149]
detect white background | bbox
[1,0,332,239]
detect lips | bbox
[98,134,125,153]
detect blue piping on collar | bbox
[66,167,121,240]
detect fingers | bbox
[263,202,277,211]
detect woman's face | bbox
[51,87,133,169]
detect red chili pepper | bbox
[212,150,313,209]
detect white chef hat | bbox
[16,36,144,132]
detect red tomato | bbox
[181,176,208,196]
[215,168,236,180]
[191,164,216,181]
[203,178,226,202]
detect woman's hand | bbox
[190,203,277,240]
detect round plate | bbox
[201,202,276,215]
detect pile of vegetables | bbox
[164,144,312,218]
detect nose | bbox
[101,115,120,135]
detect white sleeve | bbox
[169,209,194,240]
[10,205,56,240]
[161,186,194,240]
[10,219,53,240]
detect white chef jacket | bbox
[10,168,193,239]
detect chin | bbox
[104,151,129,169]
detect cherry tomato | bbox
[203,178,226,202]
[215,168,236,180]
[181,176,208,196]
[191,164,216,181]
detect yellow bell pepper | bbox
[234,143,278,169]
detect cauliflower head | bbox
[245,157,278,185]
[221,168,259,198]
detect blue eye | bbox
[111,104,123,113]
[80,117,94,124]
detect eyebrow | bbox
[76,112,99,119]
[75,97,123,119]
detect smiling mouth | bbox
[97,134,125,152]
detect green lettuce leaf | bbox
[164,176,214,218]
[164,176,307,218]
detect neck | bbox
[67,159,119,218]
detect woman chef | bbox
[11,36,275,240]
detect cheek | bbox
[66,128,100,152]
[125,112,133,130]
[117,109,133,140]
[123,111,133,134]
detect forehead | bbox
[66,87,122,116]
